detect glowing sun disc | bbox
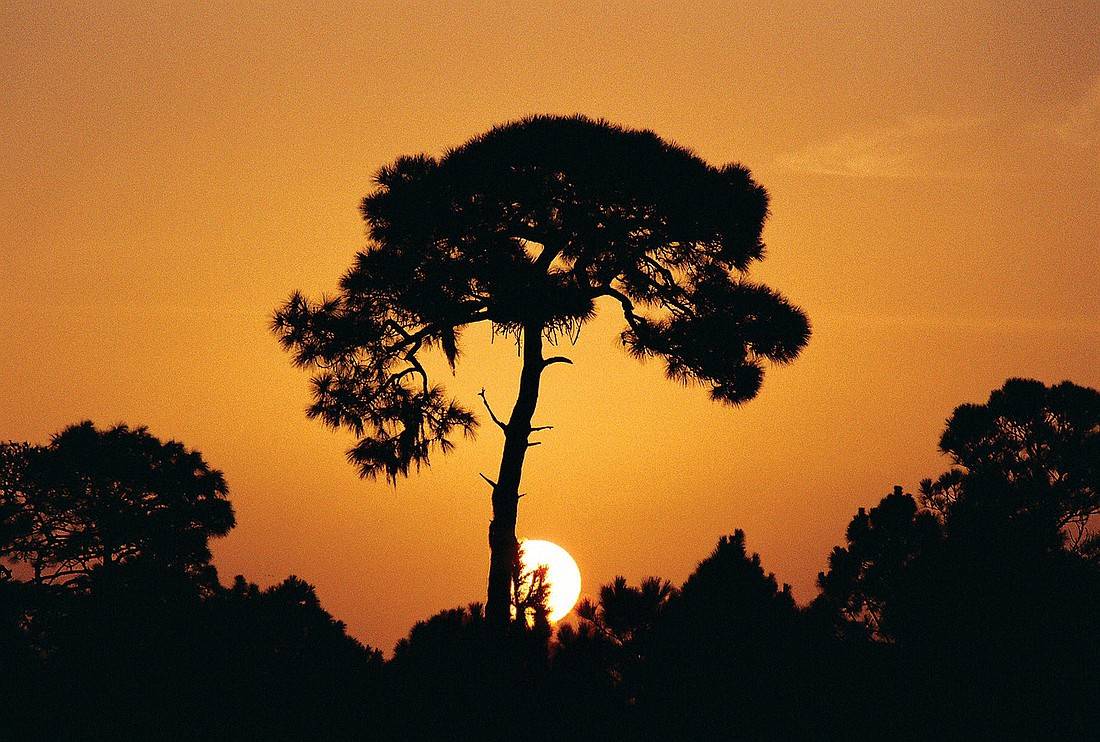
[519,539,582,622]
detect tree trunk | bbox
[486,322,546,637]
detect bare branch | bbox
[543,356,574,368]
[382,319,425,357]
[480,472,498,489]
[530,424,553,433]
[379,305,492,358]
[405,354,430,393]
[641,254,680,290]
[599,286,643,331]
[478,389,508,431]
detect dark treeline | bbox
[3,377,1099,740]
[0,422,382,740]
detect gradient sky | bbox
[3,1,1098,652]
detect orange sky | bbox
[3,1,1098,652]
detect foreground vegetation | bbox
[2,378,1098,740]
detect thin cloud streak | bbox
[1054,74,1100,149]
[778,74,1100,179]
[815,310,1100,336]
[774,116,986,179]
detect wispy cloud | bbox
[774,116,985,179]
[778,77,1100,180]
[815,310,1100,336]
[1054,75,1100,149]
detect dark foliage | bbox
[814,379,1100,739]
[382,594,560,742]
[640,532,822,739]
[6,380,1100,740]
[931,377,1100,557]
[816,486,944,640]
[546,533,899,741]
[1,569,383,741]
[0,424,382,741]
[273,115,810,480]
[0,421,234,587]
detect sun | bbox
[518,539,582,623]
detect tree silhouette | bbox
[926,377,1100,557]
[386,598,554,741]
[512,546,552,634]
[0,421,234,588]
[816,486,943,641]
[641,531,811,739]
[812,381,1100,739]
[272,115,811,633]
[0,423,392,740]
[206,574,384,739]
[820,378,1100,642]
[575,575,676,649]
[565,576,675,708]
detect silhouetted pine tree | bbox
[273,115,810,636]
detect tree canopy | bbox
[927,377,1100,556]
[0,421,234,587]
[273,114,810,481]
[819,378,1100,642]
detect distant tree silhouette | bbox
[828,496,1100,740]
[815,380,1100,739]
[0,423,386,740]
[549,576,675,740]
[566,576,674,707]
[39,571,382,740]
[386,603,496,738]
[642,532,817,739]
[816,486,943,641]
[820,379,1100,641]
[575,575,676,650]
[926,377,1100,557]
[385,599,556,741]
[0,441,34,581]
[0,421,234,589]
[206,574,384,739]
[3,566,383,739]
[272,115,811,633]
